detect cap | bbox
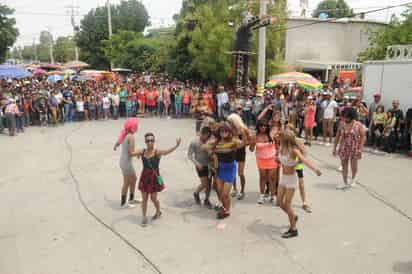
[373,92,382,97]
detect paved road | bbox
[1,118,411,274]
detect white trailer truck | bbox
[362,60,412,112]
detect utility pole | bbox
[33,38,38,62]
[47,27,55,64]
[257,0,268,96]
[66,4,80,61]
[107,0,114,70]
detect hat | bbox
[308,96,314,100]
[373,92,382,97]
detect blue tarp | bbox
[47,74,64,83]
[0,65,32,79]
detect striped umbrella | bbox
[266,72,323,90]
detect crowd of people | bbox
[1,74,411,158]
[2,72,411,238]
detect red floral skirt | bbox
[138,168,165,193]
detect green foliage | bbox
[77,0,149,69]
[54,36,76,63]
[312,0,354,19]
[358,7,412,62]
[38,31,53,62]
[169,0,287,84]
[0,4,19,63]
[103,31,169,73]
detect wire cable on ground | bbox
[309,152,412,224]
[64,125,162,274]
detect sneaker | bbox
[217,209,230,219]
[214,204,222,211]
[231,190,238,197]
[257,195,265,204]
[127,203,136,208]
[129,199,140,205]
[336,182,347,190]
[325,142,331,147]
[204,199,213,209]
[193,192,201,205]
[282,229,298,238]
[319,141,325,145]
[237,192,245,200]
[348,178,357,188]
[338,166,343,172]
[141,217,148,227]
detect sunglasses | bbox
[145,139,155,143]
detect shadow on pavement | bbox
[393,261,412,274]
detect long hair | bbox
[279,129,298,156]
[227,113,247,132]
[217,122,233,143]
[256,120,272,143]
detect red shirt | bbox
[138,89,146,103]
[146,91,156,107]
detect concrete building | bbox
[284,17,386,82]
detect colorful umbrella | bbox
[0,65,32,79]
[33,68,47,75]
[266,72,323,90]
[64,61,89,69]
[47,70,65,75]
[47,74,64,83]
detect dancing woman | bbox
[249,121,279,205]
[113,118,140,208]
[226,113,251,200]
[135,133,181,226]
[202,122,247,219]
[333,107,365,189]
[278,129,321,238]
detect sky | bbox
[4,0,411,46]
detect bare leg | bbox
[141,192,149,220]
[238,161,246,194]
[150,193,161,216]
[298,177,306,205]
[341,159,349,184]
[283,188,297,230]
[222,182,232,213]
[128,173,137,201]
[350,158,358,180]
[258,169,268,195]
[268,169,276,199]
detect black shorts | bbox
[196,166,209,178]
[296,169,304,178]
[236,147,246,162]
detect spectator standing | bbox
[48,91,59,126]
[111,91,120,120]
[321,92,338,146]
[5,99,18,136]
[387,100,404,152]
[63,88,73,122]
[216,86,229,120]
[102,93,111,120]
[119,87,128,117]
[370,105,387,152]
[182,89,191,117]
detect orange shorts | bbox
[256,157,279,170]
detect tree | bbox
[54,36,76,63]
[37,31,53,62]
[102,31,169,73]
[77,0,150,69]
[0,4,19,63]
[312,0,354,19]
[358,7,412,62]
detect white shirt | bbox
[102,97,111,109]
[217,92,229,106]
[321,100,338,119]
[76,101,84,112]
[111,94,120,106]
[55,92,63,104]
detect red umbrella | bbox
[33,68,47,75]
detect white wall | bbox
[363,61,412,112]
[285,18,384,65]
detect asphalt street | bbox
[1,117,411,274]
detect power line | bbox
[271,1,412,33]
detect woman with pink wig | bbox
[113,118,140,208]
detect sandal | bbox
[141,217,148,227]
[302,204,312,213]
[152,212,162,220]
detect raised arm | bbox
[158,138,181,156]
[257,104,273,121]
[187,141,201,167]
[294,149,321,176]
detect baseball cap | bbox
[373,92,382,97]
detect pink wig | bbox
[117,118,139,144]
